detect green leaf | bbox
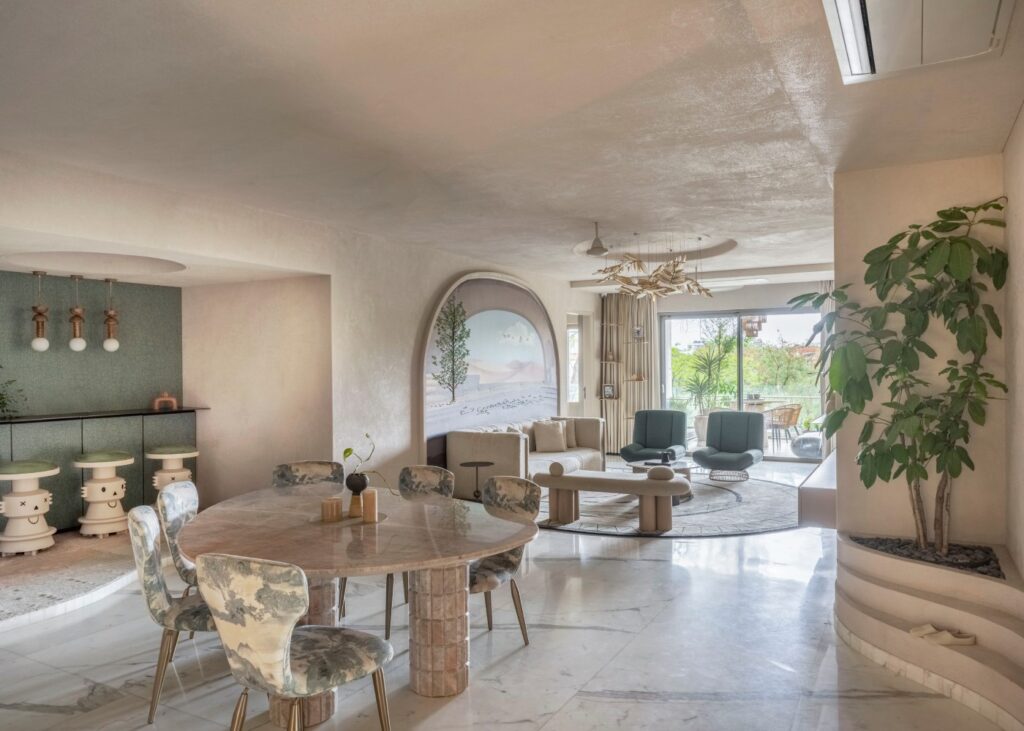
[924,240,950,277]
[858,420,875,443]
[978,218,1005,228]
[932,221,961,233]
[824,408,849,438]
[881,340,902,366]
[860,453,877,487]
[948,241,973,281]
[968,400,986,426]
[342,447,354,459]
[982,304,1002,338]
[829,346,850,392]
[845,342,867,377]
[864,244,894,264]
[937,208,968,221]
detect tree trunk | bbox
[934,471,952,556]
[908,479,928,550]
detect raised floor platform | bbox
[0,531,135,631]
[836,532,1024,730]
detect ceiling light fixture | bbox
[585,222,609,257]
[103,278,120,353]
[68,274,87,352]
[594,236,711,300]
[30,270,50,352]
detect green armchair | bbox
[619,410,687,464]
[691,410,764,481]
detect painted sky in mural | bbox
[424,278,557,440]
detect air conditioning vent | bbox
[823,0,1017,84]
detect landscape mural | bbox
[424,276,558,465]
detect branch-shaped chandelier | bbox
[595,252,711,299]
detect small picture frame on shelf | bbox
[602,384,616,399]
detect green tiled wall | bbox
[142,412,198,504]
[82,416,145,512]
[11,420,84,531]
[0,270,182,415]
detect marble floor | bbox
[0,517,999,731]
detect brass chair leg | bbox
[384,573,394,640]
[168,628,180,660]
[371,668,391,731]
[402,571,409,605]
[181,586,196,640]
[340,577,348,618]
[288,698,304,731]
[484,591,493,631]
[510,579,529,646]
[147,628,178,723]
[229,688,249,731]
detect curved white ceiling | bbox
[0,0,1020,280]
[0,251,186,277]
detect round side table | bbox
[145,445,199,491]
[459,461,494,500]
[74,451,134,538]
[0,461,59,557]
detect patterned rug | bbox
[537,475,798,538]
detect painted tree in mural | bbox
[432,297,471,403]
[793,197,1008,555]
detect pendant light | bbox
[68,275,87,352]
[103,278,120,352]
[30,270,50,352]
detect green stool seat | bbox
[145,445,199,459]
[0,460,60,479]
[74,451,135,468]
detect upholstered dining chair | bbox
[471,476,540,646]
[374,465,455,639]
[156,481,199,638]
[271,460,345,488]
[126,506,217,724]
[197,553,394,731]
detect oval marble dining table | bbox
[178,482,537,727]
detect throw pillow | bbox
[647,465,675,481]
[548,457,581,476]
[534,420,567,453]
[560,418,578,448]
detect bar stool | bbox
[145,445,199,491]
[0,461,58,557]
[74,451,133,537]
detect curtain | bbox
[818,280,836,458]
[600,293,659,454]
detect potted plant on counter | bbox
[0,365,24,420]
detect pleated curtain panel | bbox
[600,293,660,454]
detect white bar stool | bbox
[145,446,198,491]
[0,461,59,556]
[74,451,133,537]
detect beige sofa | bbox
[445,416,605,500]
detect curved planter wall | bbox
[835,533,1024,730]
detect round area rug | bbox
[537,476,798,538]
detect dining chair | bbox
[470,476,540,646]
[126,506,217,724]
[156,481,199,638]
[197,553,394,731]
[271,460,346,488]
[374,465,455,639]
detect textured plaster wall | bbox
[1004,111,1024,570]
[0,153,600,499]
[182,276,333,505]
[834,155,1007,545]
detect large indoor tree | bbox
[793,197,1008,554]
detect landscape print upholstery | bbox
[156,480,199,586]
[197,553,392,697]
[271,461,345,488]
[469,476,540,594]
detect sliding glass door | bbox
[661,310,822,461]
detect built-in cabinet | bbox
[0,409,198,531]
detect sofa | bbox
[445,416,605,500]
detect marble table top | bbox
[178,482,538,579]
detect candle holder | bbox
[321,496,344,523]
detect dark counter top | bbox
[0,407,209,425]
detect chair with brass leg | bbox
[470,476,540,646]
[370,465,454,639]
[197,553,394,731]
[155,481,200,638]
[126,506,217,725]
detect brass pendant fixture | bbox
[594,238,711,300]
[30,270,50,352]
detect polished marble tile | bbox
[0,526,1002,731]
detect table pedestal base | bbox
[269,578,338,728]
[409,565,469,697]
